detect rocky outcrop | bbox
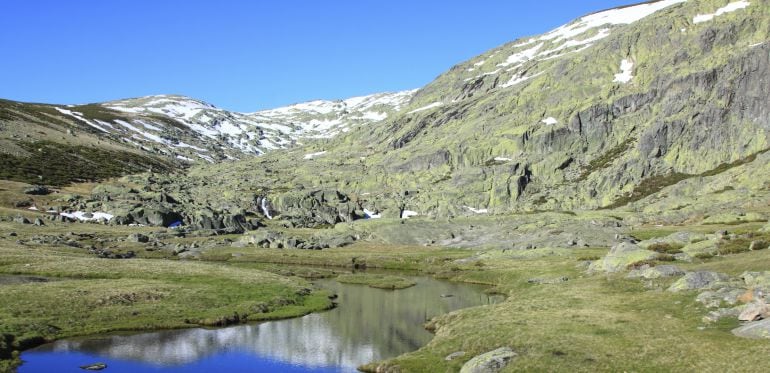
[460,347,517,373]
[668,271,729,292]
[588,242,657,273]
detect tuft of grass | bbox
[336,273,416,290]
[647,243,684,254]
[577,138,634,181]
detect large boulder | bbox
[741,271,770,291]
[23,185,50,195]
[627,264,684,279]
[588,242,657,273]
[129,206,182,227]
[638,231,706,249]
[668,271,729,292]
[460,347,517,373]
[680,239,719,257]
[732,318,770,339]
[738,302,770,322]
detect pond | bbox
[20,274,501,372]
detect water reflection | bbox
[25,276,500,372]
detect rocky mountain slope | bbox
[2,0,769,231]
[83,0,768,230]
[0,90,413,185]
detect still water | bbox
[20,275,500,372]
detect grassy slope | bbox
[362,246,770,372]
[0,233,332,372]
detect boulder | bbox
[741,271,770,290]
[127,233,149,243]
[33,218,45,226]
[738,302,770,322]
[588,242,657,273]
[24,185,50,195]
[460,347,517,373]
[732,318,770,339]
[680,239,719,257]
[638,231,707,249]
[667,271,729,292]
[627,264,684,279]
[445,351,466,361]
[124,204,182,227]
[13,216,31,225]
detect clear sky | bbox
[0,0,638,112]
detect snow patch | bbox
[303,151,327,160]
[465,206,489,214]
[60,211,114,222]
[407,102,443,115]
[542,0,686,42]
[497,43,544,67]
[401,210,419,219]
[501,72,544,89]
[363,208,381,219]
[542,117,558,125]
[693,1,750,23]
[54,107,109,133]
[613,59,634,83]
[176,155,194,162]
[494,157,512,162]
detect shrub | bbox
[647,243,683,254]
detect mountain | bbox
[0,90,414,185]
[94,0,768,229]
[2,0,769,226]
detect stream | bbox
[20,274,501,372]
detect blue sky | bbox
[0,0,637,112]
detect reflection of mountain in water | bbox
[40,276,499,370]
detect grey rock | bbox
[588,242,657,273]
[13,216,31,225]
[732,318,770,339]
[445,351,466,361]
[738,302,770,322]
[527,276,569,284]
[33,218,45,226]
[668,271,729,292]
[127,233,150,243]
[24,185,50,195]
[627,265,684,279]
[460,347,517,373]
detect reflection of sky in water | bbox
[22,276,500,372]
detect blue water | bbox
[20,276,499,372]
[21,350,341,373]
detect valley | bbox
[2,0,770,372]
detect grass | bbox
[647,242,684,254]
[577,138,634,181]
[336,273,416,290]
[361,246,770,372]
[0,141,174,186]
[0,239,333,368]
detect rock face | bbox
[668,271,729,292]
[588,242,657,273]
[460,347,517,373]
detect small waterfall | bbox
[260,198,273,220]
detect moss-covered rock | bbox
[589,242,657,273]
[460,347,517,373]
[668,271,729,292]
